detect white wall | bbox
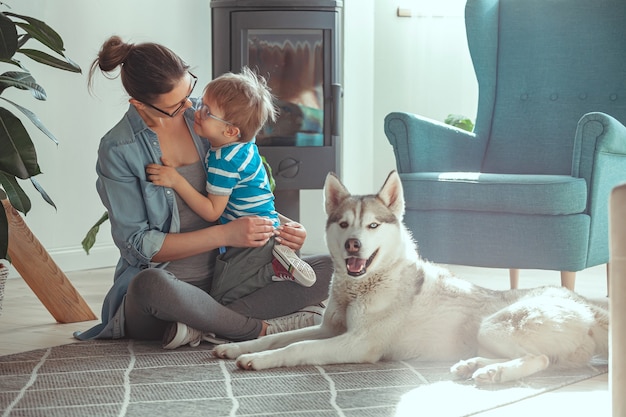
[373,0,478,183]
[2,0,477,276]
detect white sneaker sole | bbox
[162,322,190,350]
[272,244,317,287]
[163,323,227,348]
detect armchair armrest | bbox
[572,112,626,181]
[384,111,487,173]
[572,112,626,264]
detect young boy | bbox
[146,67,316,305]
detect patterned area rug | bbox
[0,340,607,417]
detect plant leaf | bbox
[5,12,65,55]
[261,156,275,192]
[0,97,58,144]
[0,170,31,214]
[0,107,40,179]
[16,32,29,49]
[444,114,475,132]
[0,12,18,60]
[0,71,46,99]
[0,56,25,70]
[30,177,56,209]
[17,48,81,73]
[81,211,109,254]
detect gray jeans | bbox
[210,238,277,305]
[123,254,332,342]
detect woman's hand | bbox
[274,221,307,251]
[223,216,275,248]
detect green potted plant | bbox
[444,113,474,132]
[0,3,82,260]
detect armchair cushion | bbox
[401,172,587,215]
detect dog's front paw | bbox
[472,364,503,385]
[212,343,243,359]
[235,352,277,371]
[450,359,479,379]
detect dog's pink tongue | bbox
[347,258,366,273]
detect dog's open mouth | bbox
[345,250,378,276]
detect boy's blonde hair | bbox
[205,66,277,142]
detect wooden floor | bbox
[0,264,611,416]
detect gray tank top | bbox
[165,160,217,292]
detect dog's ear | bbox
[377,171,405,220]
[324,172,350,215]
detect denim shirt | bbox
[74,103,210,340]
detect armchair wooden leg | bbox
[560,271,575,291]
[509,268,519,289]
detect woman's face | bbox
[144,72,197,118]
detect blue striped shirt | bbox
[205,141,279,227]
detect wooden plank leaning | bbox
[2,198,97,323]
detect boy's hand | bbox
[146,157,181,188]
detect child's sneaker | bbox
[162,322,228,349]
[265,302,326,335]
[271,244,316,287]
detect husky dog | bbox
[213,171,609,384]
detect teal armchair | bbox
[384,0,626,290]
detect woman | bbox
[74,36,332,349]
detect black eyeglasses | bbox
[144,72,198,118]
